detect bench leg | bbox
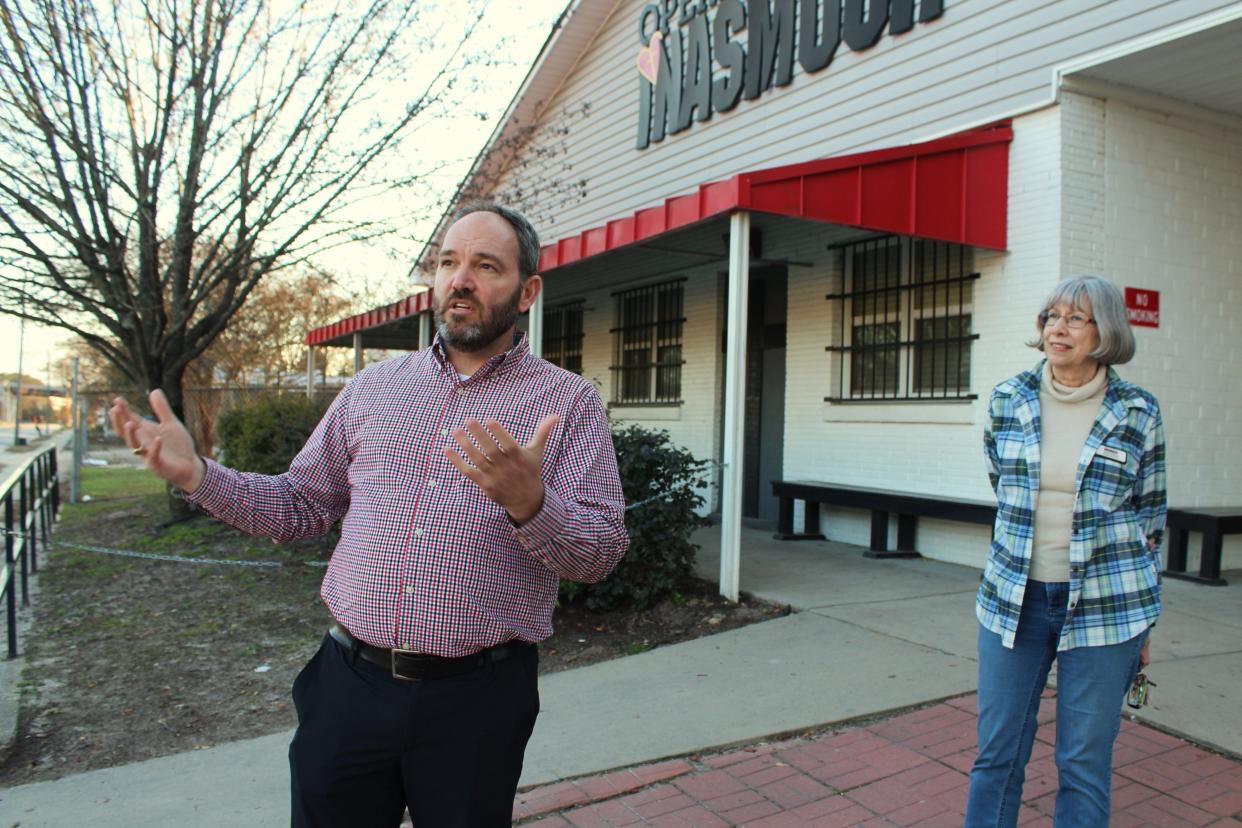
[777,496,794,536]
[1198,531,1226,584]
[869,511,919,563]
[1166,526,1189,573]
[773,498,825,541]
[897,514,917,552]
[869,510,887,553]
[804,502,821,536]
[864,511,919,559]
[1163,528,1228,586]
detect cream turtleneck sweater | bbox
[1030,364,1108,583]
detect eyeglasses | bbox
[1040,311,1095,329]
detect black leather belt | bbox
[329,624,528,681]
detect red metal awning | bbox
[539,122,1012,272]
[308,122,1011,347]
[306,290,433,347]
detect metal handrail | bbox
[2,443,59,658]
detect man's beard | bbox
[434,284,523,353]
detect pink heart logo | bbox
[636,31,662,85]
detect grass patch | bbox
[58,466,334,565]
[56,468,165,526]
[59,493,162,524]
[79,465,167,499]
[51,546,132,579]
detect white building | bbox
[310,0,1242,591]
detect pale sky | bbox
[0,0,568,383]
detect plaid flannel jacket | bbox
[977,361,1166,651]
[188,334,628,656]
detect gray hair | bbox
[1028,275,1136,364]
[451,201,541,280]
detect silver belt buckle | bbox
[390,646,423,681]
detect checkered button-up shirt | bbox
[977,361,1166,651]
[188,334,628,656]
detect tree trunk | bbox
[158,369,198,523]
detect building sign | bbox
[1125,287,1160,328]
[636,0,945,149]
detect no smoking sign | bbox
[1125,288,1160,328]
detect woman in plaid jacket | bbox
[964,276,1166,827]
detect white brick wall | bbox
[1084,95,1242,570]
[1061,93,1108,276]
[544,95,1242,573]
[775,107,1067,567]
[780,96,1242,571]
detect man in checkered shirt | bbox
[111,203,629,826]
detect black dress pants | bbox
[288,633,540,827]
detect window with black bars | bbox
[825,236,978,402]
[542,302,584,374]
[610,279,685,404]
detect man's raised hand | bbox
[444,414,559,525]
[109,390,206,494]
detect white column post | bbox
[528,288,544,357]
[353,332,363,374]
[719,210,751,603]
[419,312,431,349]
[306,346,314,399]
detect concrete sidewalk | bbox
[1,526,1238,826]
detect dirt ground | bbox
[0,465,787,787]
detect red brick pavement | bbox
[513,692,1242,827]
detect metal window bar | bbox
[911,239,975,399]
[565,303,584,375]
[610,279,686,404]
[541,302,584,374]
[826,236,979,403]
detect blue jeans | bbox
[964,581,1148,828]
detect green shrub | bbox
[215,395,331,474]
[562,425,710,611]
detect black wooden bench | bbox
[1165,508,1240,586]
[771,480,997,558]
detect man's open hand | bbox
[444,415,559,524]
[109,390,206,493]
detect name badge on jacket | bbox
[1096,445,1128,464]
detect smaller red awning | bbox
[306,290,433,347]
[539,122,1012,273]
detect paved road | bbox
[0,423,52,447]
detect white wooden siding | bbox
[489,0,1241,246]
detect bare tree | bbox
[199,267,354,388]
[477,102,593,230]
[0,0,496,417]
[418,101,593,279]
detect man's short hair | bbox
[452,202,541,281]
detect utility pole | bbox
[71,357,80,503]
[13,286,25,446]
